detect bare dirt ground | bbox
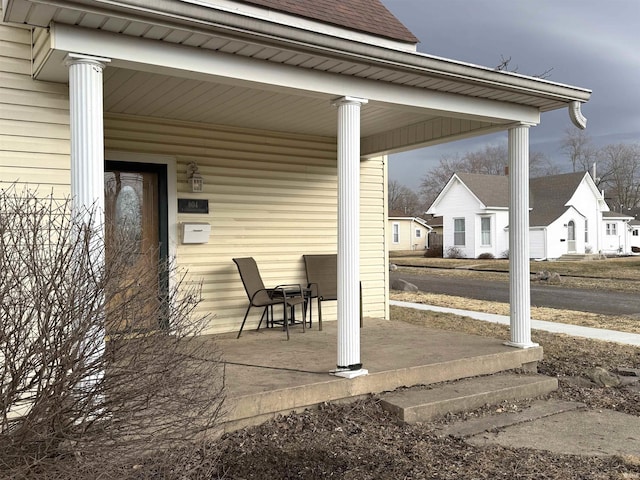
[14,256,640,479]
[64,306,638,480]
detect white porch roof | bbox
[3,0,591,156]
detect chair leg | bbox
[305,295,312,328]
[317,298,323,331]
[237,305,253,339]
[256,306,268,331]
[283,300,290,340]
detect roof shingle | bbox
[237,0,419,43]
[453,171,592,227]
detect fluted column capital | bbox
[331,96,368,107]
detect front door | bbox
[567,220,576,253]
[104,161,168,332]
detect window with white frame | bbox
[392,223,399,243]
[415,228,421,238]
[454,218,465,246]
[480,217,491,246]
[584,219,588,243]
[606,223,617,235]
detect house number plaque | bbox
[178,198,209,214]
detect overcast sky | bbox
[381,0,640,190]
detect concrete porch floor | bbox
[213,318,543,432]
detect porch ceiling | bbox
[102,67,434,140]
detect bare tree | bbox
[420,145,557,207]
[388,180,423,216]
[0,187,225,478]
[597,143,640,210]
[561,128,597,172]
[494,55,553,79]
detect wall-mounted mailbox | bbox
[181,222,211,244]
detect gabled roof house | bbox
[1,0,592,368]
[387,210,431,251]
[426,171,629,260]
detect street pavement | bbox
[390,270,640,316]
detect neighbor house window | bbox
[606,223,617,235]
[584,219,588,243]
[633,229,638,237]
[481,217,491,246]
[415,228,421,238]
[454,218,465,246]
[392,223,399,243]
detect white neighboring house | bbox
[629,218,640,252]
[388,210,432,251]
[427,171,612,259]
[601,211,635,255]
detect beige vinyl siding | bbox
[388,218,428,251]
[104,114,388,334]
[361,156,388,321]
[0,19,70,196]
[32,27,50,77]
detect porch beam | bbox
[361,117,506,157]
[332,96,368,379]
[506,123,538,349]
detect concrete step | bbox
[380,373,558,424]
[556,254,601,262]
[435,399,586,438]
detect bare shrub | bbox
[445,246,465,259]
[477,252,495,260]
[500,249,510,259]
[0,187,225,478]
[423,245,443,258]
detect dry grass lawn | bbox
[391,290,640,334]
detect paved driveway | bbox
[390,271,640,316]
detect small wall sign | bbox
[178,198,209,214]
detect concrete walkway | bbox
[390,300,640,346]
[392,300,640,458]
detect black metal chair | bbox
[233,257,306,340]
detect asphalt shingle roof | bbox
[529,172,587,226]
[456,173,509,208]
[454,171,591,227]
[238,0,419,43]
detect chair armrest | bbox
[249,288,276,302]
[306,282,319,298]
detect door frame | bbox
[567,219,576,253]
[105,151,178,285]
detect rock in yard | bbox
[536,270,550,281]
[389,263,398,271]
[587,367,621,388]
[391,278,418,292]
[548,272,561,284]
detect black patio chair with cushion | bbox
[233,257,307,340]
[303,254,362,332]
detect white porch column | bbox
[332,96,368,379]
[65,53,110,390]
[506,123,538,348]
[66,53,110,225]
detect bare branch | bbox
[0,186,225,477]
